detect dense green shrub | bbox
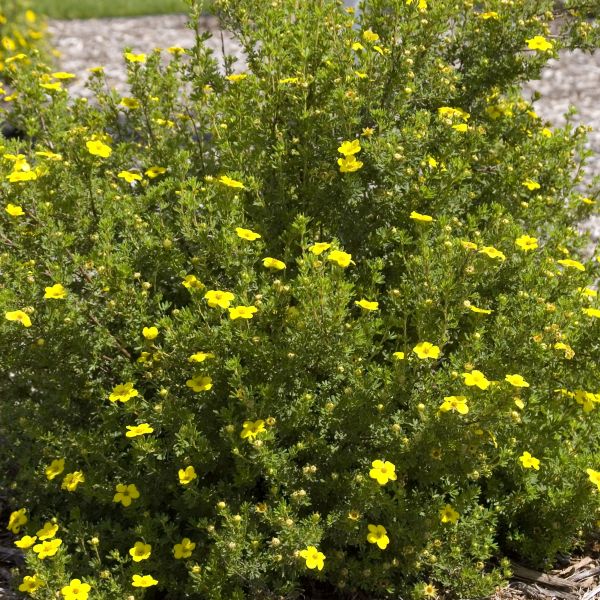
[2,0,600,598]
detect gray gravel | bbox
[46,16,600,238]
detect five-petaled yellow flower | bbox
[33,538,62,559]
[182,274,203,290]
[240,419,266,440]
[5,309,32,327]
[124,52,146,63]
[526,35,554,52]
[519,451,540,470]
[113,483,140,506]
[586,468,600,491]
[468,305,492,314]
[109,382,139,403]
[440,504,460,524]
[205,290,234,308]
[219,175,245,188]
[479,246,506,261]
[19,575,44,594]
[366,524,389,549]
[61,578,91,600]
[6,203,24,217]
[142,326,159,340]
[118,170,142,183]
[145,166,167,178]
[226,73,247,82]
[505,374,530,388]
[309,242,331,255]
[45,458,65,480]
[229,305,258,320]
[355,299,378,311]
[132,574,158,588]
[179,466,197,485]
[85,140,112,158]
[362,29,380,42]
[327,250,353,268]
[263,257,286,270]
[173,537,196,559]
[462,370,490,390]
[557,258,585,272]
[236,227,261,241]
[338,140,361,156]
[44,283,67,299]
[393,351,405,360]
[369,459,397,485]
[186,375,213,392]
[15,535,37,549]
[62,471,85,492]
[413,342,440,360]
[410,211,434,222]
[338,155,363,173]
[189,352,215,363]
[515,235,538,251]
[299,546,325,570]
[36,522,58,540]
[7,508,27,534]
[439,396,469,415]
[129,541,151,562]
[522,178,541,191]
[126,423,154,437]
[583,308,600,318]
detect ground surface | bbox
[1,13,599,600]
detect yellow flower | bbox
[413,342,440,360]
[125,423,154,437]
[7,508,27,534]
[44,283,67,299]
[461,240,478,250]
[229,305,258,320]
[452,123,469,132]
[553,342,575,359]
[5,309,32,327]
[355,299,378,311]
[188,352,215,363]
[505,374,530,388]
[219,175,245,188]
[40,82,63,92]
[109,382,139,403]
[439,396,469,415]
[437,106,470,121]
[362,29,379,42]
[33,538,62,559]
[52,71,76,80]
[182,274,203,290]
[557,258,585,272]
[327,250,353,268]
[369,459,397,485]
[118,170,143,183]
[61,471,85,492]
[263,257,286,270]
[6,203,24,216]
[167,46,185,54]
[440,505,459,524]
[142,326,159,340]
[309,242,331,255]
[468,305,492,314]
[119,97,140,109]
[36,150,63,161]
[515,234,538,251]
[407,0,428,10]
[225,73,247,82]
[19,575,44,594]
[85,140,111,158]
[586,468,600,491]
[15,535,37,549]
[240,419,266,440]
[526,35,554,52]
[145,166,166,178]
[36,522,58,540]
[113,483,140,506]
[124,52,146,63]
[583,307,600,318]
[61,578,91,600]
[338,155,363,172]
[366,524,389,549]
[186,375,213,392]
[179,466,197,485]
[132,574,158,588]
[409,211,434,222]
[393,351,405,360]
[479,11,499,19]
[522,178,541,191]
[478,246,506,261]
[299,546,325,570]
[338,139,361,156]
[173,537,196,559]
[462,370,490,390]
[422,582,438,598]
[7,171,37,182]
[129,541,151,562]
[278,76,300,84]
[236,227,261,241]
[204,290,235,308]
[519,451,540,470]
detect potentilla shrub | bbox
[2,0,600,598]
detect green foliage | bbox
[30,0,188,20]
[2,0,600,598]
